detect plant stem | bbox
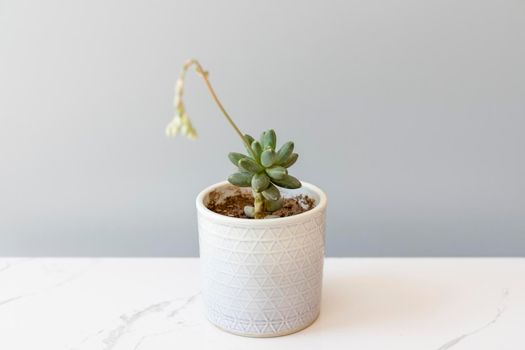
[254,192,265,219]
[177,59,265,218]
[179,59,256,159]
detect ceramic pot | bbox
[196,181,327,337]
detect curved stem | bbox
[178,59,256,159]
[254,192,266,219]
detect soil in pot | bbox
[206,188,315,218]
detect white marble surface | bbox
[0,258,523,349]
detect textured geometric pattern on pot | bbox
[198,211,326,336]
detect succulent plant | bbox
[166,59,302,219]
[227,130,300,218]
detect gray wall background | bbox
[1,0,524,257]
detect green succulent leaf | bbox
[251,172,270,192]
[228,152,248,167]
[251,141,263,160]
[260,129,276,150]
[265,165,287,180]
[265,197,283,212]
[244,134,254,145]
[276,141,294,164]
[281,153,298,168]
[260,149,276,167]
[228,172,252,187]
[243,134,255,155]
[262,183,280,201]
[271,174,301,189]
[238,158,263,174]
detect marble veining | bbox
[101,300,173,350]
[0,258,523,350]
[70,294,200,350]
[436,289,509,350]
[0,258,97,309]
[0,261,10,273]
[0,294,27,307]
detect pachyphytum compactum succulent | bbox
[166,59,302,219]
[228,130,300,218]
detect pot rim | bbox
[196,180,327,226]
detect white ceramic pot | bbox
[196,181,327,337]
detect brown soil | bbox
[206,189,315,219]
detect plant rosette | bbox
[166,59,327,337]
